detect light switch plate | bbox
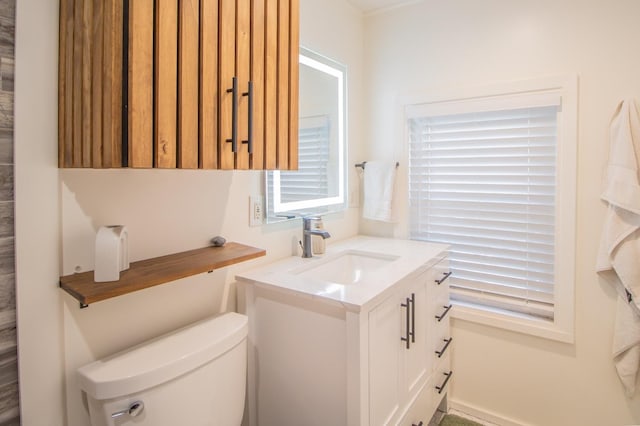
[249,196,263,227]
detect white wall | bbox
[15,0,363,424]
[363,0,640,425]
[15,0,65,424]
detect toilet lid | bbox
[77,312,248,400]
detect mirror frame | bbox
[265,47,347,222]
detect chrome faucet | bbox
[301,217,331,258]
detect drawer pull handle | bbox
[401,296,411,349]
[435,304,452,322]
[435,371,453,394]
[435,337,453,358]
[435,271,452,285]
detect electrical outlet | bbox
[249,196,263,227]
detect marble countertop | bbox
[236,236,448,312]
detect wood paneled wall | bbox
[0,0,18,424]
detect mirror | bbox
[265,47,347,222]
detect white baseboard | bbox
[449,399,530,426]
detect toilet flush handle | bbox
[111,401,145,419]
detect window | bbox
[406,77,577,342]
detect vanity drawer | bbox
[431,352,452,411]
[399,352,452,426]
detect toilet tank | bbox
[77,312,248,426]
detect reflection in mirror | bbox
[265,47,347,222]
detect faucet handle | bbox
[302,216,320,229]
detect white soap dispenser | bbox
[94,225,130,282]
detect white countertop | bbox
[236,236,448,312]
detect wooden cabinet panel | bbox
[91,0,103,167]
[276,0,290,169]
[288,0,300,170]
[59,0,123,168]
[178,0,200,168]
[155,0,178,168]
[199,0,218,168]
[263,0,278,169]
[58,0,73,166]
[102,0,123,168]
[236,0,251,170]
[128,0,154,168]
[218,0,236,170]
[250,0,265,169]
[59,0,299,170]
[261,0,299,170]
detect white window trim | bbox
[401,75,578,343]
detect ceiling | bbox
[347,0,422,14]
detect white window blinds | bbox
[408,102,560,320]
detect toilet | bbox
[77,312,248,426]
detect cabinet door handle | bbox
[241,80,253,154]
[226,76,238,153]
[435,371,453,394]
[435,304,452,322]
[435,271,452,285]
[410,293,415,343]
[435,337,453,358]
[401,296,411,349]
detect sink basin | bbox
[291,250,399,285]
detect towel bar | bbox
[354,161,399,169]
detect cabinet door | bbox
[262,0,299,170]
[368,281,428,425]
[218,0,258,170]
[369,295,402,425]
[59,0,298,170]
[199,0,218,168]
[402,278,429,401]
[59,0,124,168]
[219,0,237,169]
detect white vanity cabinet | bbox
[370,258,451,426]
[236,237,452,426]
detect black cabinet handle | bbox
[401,296,411,349]
[435,271,452,285]
[226,76,238,153]
[435,304,452,322]
[241,80,253,154]
[410,293,415,343]
[435,371,453,394]
[435,337,453,358]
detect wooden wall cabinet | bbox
[58,0,299,170]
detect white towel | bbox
[362,160,397,222]
[596,99,640,396]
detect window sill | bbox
[451,302,574,344]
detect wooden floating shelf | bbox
[60,242,266,308]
